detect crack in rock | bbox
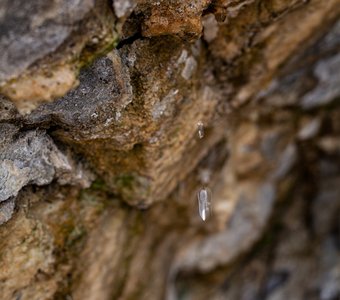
[0,123,93,225]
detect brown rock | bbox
[0,1,339,299]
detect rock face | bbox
[0,0,116,112]
[0,0,339,299]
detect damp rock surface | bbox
[0,1,339,299]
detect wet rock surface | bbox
[0,0,339,299]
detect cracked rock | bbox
[0,124,92,223]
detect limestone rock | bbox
[0,0,117,112]
[0,0,339,299]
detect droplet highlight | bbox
[197,187,212,221]
[197,121,204,139]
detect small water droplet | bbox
[197,187,212,221]
[197,121,204,139]
[199,168,211,185]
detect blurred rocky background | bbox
[0,0,339,299]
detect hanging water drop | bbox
[197,121,204,139]
[199,168,211,185]
[197,187,212,221]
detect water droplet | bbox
[199,168,211,185]
[197,121,204,139]
[197,187,212,221]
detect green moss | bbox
[76,35,120,70]
[110,172,153,204]
[79,188,110,216]
[80,190,99,204]
[66,226,86,247]
[116,174,136,191]
[90,178,108,192]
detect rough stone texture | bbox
[141,0,211,40]
[0,0,117,113]
[24,37,222,207]
[0,125,91,203]
[0,0,339,299]
[0,96,93,224]
[0,198,14,224]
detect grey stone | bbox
[0,126,92,203]
[0,95,19,122]
[0,0,95,83]
[202,14,219,43]
[312,177,340,236]
[0,198,15,225]
[301,53,340,109]
[319,238,340,300]
[298,118,321,140]
[260,19,340,109]
[181,56,197,80]
[177,182,276,273]
[272,144,297,180]
[26,51,132,141]
[113,0,136,18]
[152,89,179,120]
